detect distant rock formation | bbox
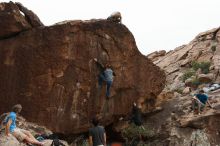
[148,27,220,88]
[0,2,165,134]
[145,26,220,145]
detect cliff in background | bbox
[146,27,220,145]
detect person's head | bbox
[105,64,111,69]
[199,90,205,94]
[92,116,100,126]
[11,104,22,113]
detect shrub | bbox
[191,77,200,86]
[181,69,195,82]
[191,61,200,71]
[211,45,216,52]
[122,123,154,142]
[191,61,211,74]
[174,88,183,94]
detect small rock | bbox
[198,73,214,83]
[182,87,192,95]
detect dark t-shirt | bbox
[89,126,105,146]
[132,106,142,126]
[196,93,208,104]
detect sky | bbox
[1,0,220,55]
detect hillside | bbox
[145,27,220,145]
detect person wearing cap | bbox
[5,104,44,146]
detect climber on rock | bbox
[191,90,213,115]
[93,58,116,99]
[5,104,44,146]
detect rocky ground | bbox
[142,26,220,146]
[0,115,69,146]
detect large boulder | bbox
[0,2,165,134]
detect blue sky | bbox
[1,0,220,55]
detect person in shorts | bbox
[5,104,44,146]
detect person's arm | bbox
[206,100,213,108]
[89,136,93,146]
[192,96,205,106]
[113,71,116,76]
[93,58,104,68]
[5,119,12,136]
[104,133,107,146]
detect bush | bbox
[181,69,195,82]
[122,123,154,142]
[191,61,211,74]
[191,77,200,86]
[211,45,216,52]
[174,88,183,94]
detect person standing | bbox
[89,117,106,146]
[131,102,143,127]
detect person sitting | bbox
[5,104,44,146]
[192,90,212,115]
[89,116,106,146]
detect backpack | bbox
[51,138,65,146]
[0,112,9,131]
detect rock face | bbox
[0,2,165,134]
[144,26,220,145]
[138,88,220,146]
[150,27,220,86]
